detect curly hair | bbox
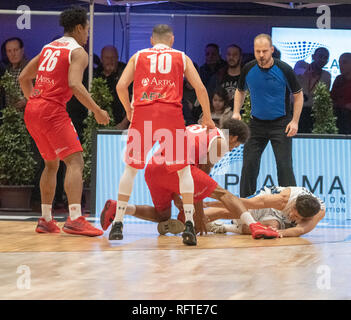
[221,119,250,144]
[295,195,321,218]
[59,6,88,33]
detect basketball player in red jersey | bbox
[19,7,110,236]
[101,119,280,243]
[110,24,216,243]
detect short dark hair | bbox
[227,44,242,56]
[206,43,220,53]
[221,119,250,144]
[4,37,24,49]
[59,6,88,33]
[152,24,173,38]
[295,195,321,218]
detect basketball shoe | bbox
[206,220,226,234]
[158,219,185,235]
[109,221,123,240]
[182,220,197,246]
[100,199,116,230]
[249,222,279,239]
[35,218,60,233]
[62,216,103,236]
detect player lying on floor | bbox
[100,119,281,245]
[204,186,326,237]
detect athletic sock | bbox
[113,200,129,223]
[125,204,136,216]
[183,204,195,224]
[41,204,52,221]
[69,204,81,221]
[240,211,256,226]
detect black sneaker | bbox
[109,221,123,240]
[182,221,197,246]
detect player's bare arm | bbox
[199,137,227,174]
[193,200,207,235]
[240,189,290,211]
[286,90,303,137]
[116,53,137,121]
[184,55,215,129]
[209,185,247,218]
[232,89,246,120]
[19,54,41,99]
[69,48,110,125]
[279,208,325,237]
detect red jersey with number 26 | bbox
[132,43,186,108]
[30,36,81,107]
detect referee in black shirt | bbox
[232,34,304,197]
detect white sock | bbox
[69,204,81,220]
[113,200,129,223]
[183,204,195,224]
[224,220,243,234]
[41,204,52,221]
[240,211,256,226]
[125,204,136,216]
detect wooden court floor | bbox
[1,219,351,300]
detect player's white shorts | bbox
[247,208,296,230]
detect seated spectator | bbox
[199,43,226,88]
[294,60,309,76]
[94,45,129,129]
[297,47,331,133]
[182,63,201,125]
[198,87,232,128]
[272,46,281,59]
[331,53,351,134]
[207,44,242,108]
[3,37,28,110]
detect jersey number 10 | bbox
[38,49,61,72]
[147,53,172,74]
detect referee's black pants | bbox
[240,116,297,198]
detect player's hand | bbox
[201,117,216,130]
[232,112,241,120]
[285,120,298,137]
[126,109,132,122]
[277,230,284,238]
[173,197,183,212]
[94,108,110,125]
[194,212,207,236]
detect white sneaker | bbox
[206,220,227,233]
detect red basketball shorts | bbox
[124,104,188,171]
[24,98,83,161]
[145,162,218,212]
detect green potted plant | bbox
[241,92,252,125]
[0,71,37,211]
[312,82,338,134]
[82,77,115,212]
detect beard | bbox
[228,60,240,68]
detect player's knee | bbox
[63,152,84,171]
[45,159,60,172]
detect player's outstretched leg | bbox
[177,166,196,246]
[109,165,138,240]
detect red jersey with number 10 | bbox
[132,44,186,108]
[30,36,82,107]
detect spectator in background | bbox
[297,47,331,133]
[331,53,351,134]
[207,44,242,108]
[199,43,226,88]
[3,37,28,110]
[94,45,129,129]
[294,60,309,76]
[182,63,201,125]
[272,46,281,60]
[199,86,232,128]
